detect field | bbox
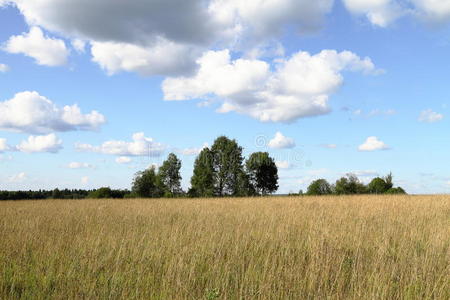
[0,196,449,299]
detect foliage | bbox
[385,187,407,194]
[335,174,367,195]
[306,179,333,195]
[190,148,215,197]
[210,136,246,196]
[158,153,183,197]
[367,177,390,194]
[132,166,163,198]
[246,152,279,195]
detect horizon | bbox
[1,0,450,194]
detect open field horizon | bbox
[1,195,448,299]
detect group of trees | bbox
[0,188,130,200]
[0,136,408,200]
[305,173,406,196]
[132,136,279,198]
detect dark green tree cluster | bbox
[0,188,130,200]
[189,136,278,197]
[306,173,406,196]
[132,153,183,198]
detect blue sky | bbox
[0,0,449,194]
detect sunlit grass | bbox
[0,195,449,299]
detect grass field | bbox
[0,195,449,299]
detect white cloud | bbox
[163,49,379,123]
[0,138,10,152]
[4,0,336,76]
[276,160,291,169]
[0,91,106,134]
[268,132,296,149]
[71,39,86,53]
[418,109,443,123]
[358,136,390,151]
[115,156,132,164]
[3,27,69,66]
[0,63,9,72]
[180,143,209,156]
[343,0,404,27]
[76,132,165,157]
[67,162,93,169]
[81,176,89,185]
[343,0,450,26]
[16,133,63,153]
[412,0,450,24]
[8,172,27,183]
[90,39,200,76]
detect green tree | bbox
[335,174,366,195]
[385,187,407,194]
[246,152,278,195]
[132,166,162,198]
[307,179,333,195]
[190,148,215,197]
[384,172,394,190]
[89,187,112,198]
[211,136,246,196]
[158,153,183,197]
[367,177,389,194]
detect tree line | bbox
[0,135,407,200]
[304,173,406,196]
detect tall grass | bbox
[0,195,448,299]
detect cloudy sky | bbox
[1,0,449,194]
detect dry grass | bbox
[0,195,449,299]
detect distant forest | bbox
[0,136,406,200]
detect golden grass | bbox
[0,195,449,299]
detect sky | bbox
[0,0,450,194]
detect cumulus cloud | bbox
[343,0,450,26]
[115,156,132,164]
[418,109,443,123]
[180,143,209,156]
[90,39,200,76]
[358,136,390,151]
[67,162,94,169]
[3,27,69,66]
[8,172,27,183]
[163,49,379,123]
[343,0,404,27]
[276,160,291,169]
[76,132,165,157]
[412,0,450,24]
[16,133,63,153]
[0,138,10,152]
[3,0,337,75]
[268,132,296,149]
[0,63,9,72]
[0,91,106,134]
[71,39,86,53]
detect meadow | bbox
[0,195,448,299]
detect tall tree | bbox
[211,136,246,196]
[246,152,278,195]
[158,153,183,197]
[132,166,162,198]
[190,147,215,197]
